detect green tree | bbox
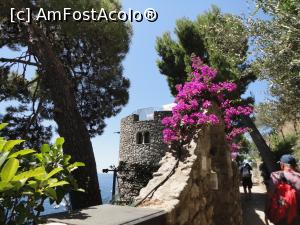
[0,0,132,209]
[155,7,277,225]
[256,101,288,138]
[156,6,255,97]
[156,6,277,173]
[251,0,300,125]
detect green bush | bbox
[271,134,298,162]
[0,123,84,225]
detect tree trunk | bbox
[27,22,102,209]
[244,116,277,173]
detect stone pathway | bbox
[240,184,274,225]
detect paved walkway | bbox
[240,184,274,225]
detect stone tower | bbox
[117,109,171,202]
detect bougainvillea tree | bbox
[162,56,253,156]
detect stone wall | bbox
[135,127,214,225]
[231,161,244,225]
[135,105,243,225]
[209,107,243,225]
[118,111,171,202]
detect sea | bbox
[43,173,113,215]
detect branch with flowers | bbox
[161,55,253,157]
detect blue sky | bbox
[0,0,270,172]
[93,0,269,172]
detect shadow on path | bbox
[241,184,274,225]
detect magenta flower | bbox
[202,100,212,109]
[189,99,199,109]
[208,114,220,125]
[163,128,179,143]
[162,55,252,154]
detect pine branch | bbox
[0,57,40,67]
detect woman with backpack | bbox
[265,154,300,225]
[240,160,253,198]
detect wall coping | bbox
[42,204,166,225]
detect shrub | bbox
[0,123,84,225]
[271,134,298,162]
[162,56,253,155]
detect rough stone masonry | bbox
[118,110,171,202]
[134,104,243,225]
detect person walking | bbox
[240,160,253,198]
[265,154,300,225]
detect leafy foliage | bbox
[256,101,287,132]
[269,134,298,162]
[156,6,255,97]
[0,123,84,225]
[0,0,132,146]
[156,6,258,156]
[162,57,253,155]
[251,0,300,125]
